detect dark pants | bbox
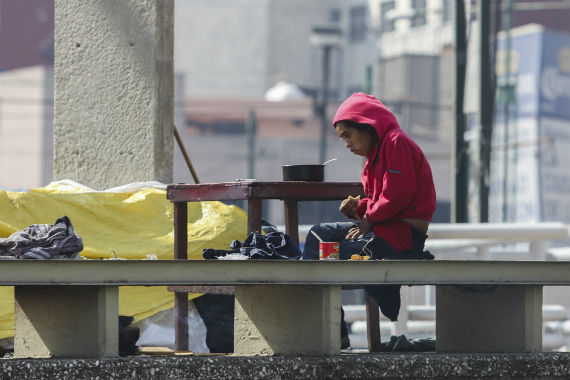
[193,294,235,353]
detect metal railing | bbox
[289,222,569,260]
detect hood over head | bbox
[333,92,399,141]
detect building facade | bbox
[0,66,53,189]
[174,0,379,100]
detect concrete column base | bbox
[234,285,341,356]
[14,286,118,358]
[436,285,542,352]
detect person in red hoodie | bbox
[302,92,436,348]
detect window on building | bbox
[442,0,452,24]
[329,8,341,23]
[380,1,395,33]
[411,0,427,27]
[349,5,367,42]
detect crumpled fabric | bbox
[203,231,301,260]
[0,216,83,259]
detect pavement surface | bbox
[1,352,570,379]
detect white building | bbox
[0,66,53,189]
[368,0,455,59]
[364,1,455,194]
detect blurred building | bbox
[366,0,456,150]
[174,0,378,100]
[489,24,570,224]
[0,0,54,71]
[0,66,54,189]
[366,0,570,148]
[368,0,570,225]
[0,0,55,189]
[369,0,455,58]
[369,0,569,55]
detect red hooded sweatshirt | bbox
[333,93,436,252]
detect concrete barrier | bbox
[345,304,570,351]
[2,260,569,357]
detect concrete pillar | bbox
[234,285,341,356]
[14,286,118,358]
[54,0,174,189]
[436,285,542,352]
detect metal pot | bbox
[282,164,324,182]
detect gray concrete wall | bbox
[54,0,174,189]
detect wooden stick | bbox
[174,125,200,184]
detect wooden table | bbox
[166,181,365,351]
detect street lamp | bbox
[310,24,343,166]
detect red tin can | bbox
[319,242,339,260]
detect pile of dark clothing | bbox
[0,216,83,260]
[202,231,301,260]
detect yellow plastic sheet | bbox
[0,182,247,339]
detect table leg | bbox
[365,291,382,352]
[174,202,188,351]
[247,198,262,234]
[174,202,188,260]
[284,199,299,246]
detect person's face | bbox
[335,121,373,157]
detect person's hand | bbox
[339,195,360,219]
[345,217,372,240]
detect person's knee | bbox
[301,225,320,260]
[309,223,326,235]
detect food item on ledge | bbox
[350,254,370,260]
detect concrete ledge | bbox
[1,260,569,286]
[1,353,569,379]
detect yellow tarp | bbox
[0,182,247,339]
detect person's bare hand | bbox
[339,195,360,219]
[345,217,371,240]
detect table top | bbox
[167,181,365,202]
